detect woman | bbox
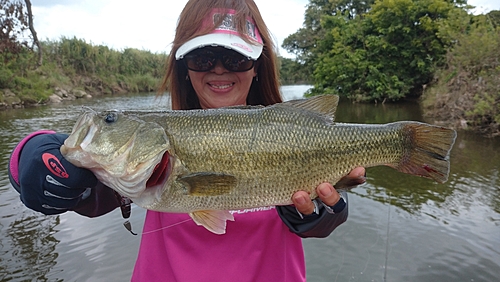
[8,0,365,281]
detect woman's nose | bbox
[212,59,228,74]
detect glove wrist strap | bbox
[8,130,56,188]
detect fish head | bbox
[60,109,171,200]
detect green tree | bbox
[312,0,458,102]
[487,10,500,28]
[278,56,311,85]
[282,0,375,77]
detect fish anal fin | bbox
[394,122,457,183]
[189,210,235,235]
[281,95,339,120]
[178,172,237,196]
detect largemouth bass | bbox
[61,95,456,234]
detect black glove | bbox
[9,133,98,215]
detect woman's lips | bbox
[208,82,235,92]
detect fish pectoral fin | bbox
[189,210,235,235]
[178,172,237,196]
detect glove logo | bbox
[42,153,69,179]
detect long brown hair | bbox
[159,0,282,110]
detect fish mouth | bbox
[146,151,172,189]
[62,123,165,199]
[60,110,97,167]
[132,152,174,208]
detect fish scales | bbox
[61,95,456,234]
[132,108,410,211]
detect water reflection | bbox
[2,214,60,281]
[334,99,425,124]
[0,89,499,281]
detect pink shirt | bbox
[132,208,306,282]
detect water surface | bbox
[1,86,499,281]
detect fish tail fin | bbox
[391,122,457,183]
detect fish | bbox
[60,95,457,234]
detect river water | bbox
[0,85,499,281]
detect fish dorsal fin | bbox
[178,172,237,196]
[281,95,339,120]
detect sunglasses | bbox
[183,48,255,72]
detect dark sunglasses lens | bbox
[185,50,216,72]
[222,54,254,72]
[185,49,254,72]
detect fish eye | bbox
[104,112,118,123]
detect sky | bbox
[30,0,500,58]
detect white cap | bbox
[175,9,263,60]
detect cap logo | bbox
[207,9,263,45]
[231,43,253,52]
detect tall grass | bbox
[1,36,168,105]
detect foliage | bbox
[282,0,375,83]
[42,37,167,78]
[308,0,458,102]
[423,9,500,136]
[278,56,312,85]
[283,0,500,136]
[283,0,375,59]
[486,10,500,28]
[1,37,168,105]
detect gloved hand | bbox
[8,132,98,215]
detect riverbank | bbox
[1,87,115,110]
[0,73,154,110]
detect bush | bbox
[423,11,500,136]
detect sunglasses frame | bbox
[182,48,256,72]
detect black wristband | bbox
[322,194,346,214]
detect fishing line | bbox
[141,219,192,235]
[383,191,392,282]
